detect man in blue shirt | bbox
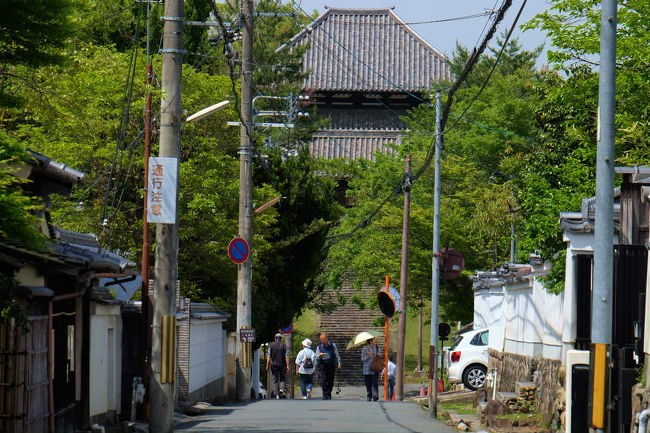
[315,332,341,400]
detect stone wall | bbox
[489,348,562,418]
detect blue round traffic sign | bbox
[281,323,293,334]
[228,237,250,264]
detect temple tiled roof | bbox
[279,8,452,92]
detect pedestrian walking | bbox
[381,357,396,400]
[361,338,382,401]
[266,333,289,399]
[315,332,341,400]
[295,338,316,399]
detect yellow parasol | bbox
[345,330,381,350]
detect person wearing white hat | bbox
[295,338,316,399]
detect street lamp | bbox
[186,100,231,123]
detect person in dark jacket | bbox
[266,333,289,399]
[315,332,341,400]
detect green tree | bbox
[511,0,650,290]
[0,133,45,249]
[317,38,543,324]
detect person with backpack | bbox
[266,333,289,399]
[295,338,316,399]
[315,332,341,400]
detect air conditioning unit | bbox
[565,350,590,433]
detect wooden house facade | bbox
[0,152,137,432]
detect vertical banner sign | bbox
[148,157,178,224]
[161,315,176,383]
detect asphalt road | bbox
[174,398,457,433]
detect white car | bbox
[447,328,489,391]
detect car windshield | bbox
[449,335,463,350]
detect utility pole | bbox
[236,0,254,401]
[140,1,154,419]
[150,0,183,429]
[395,154,412,401]
[429,90,442,418]
[590,1,617,432]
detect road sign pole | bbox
[236,0,254,402]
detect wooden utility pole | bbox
[429,90,443,418]
[395,154,412,401]
[140,1,153,419]
[236,0,255,401]
[150,0,183,429]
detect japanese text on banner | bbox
[147,157,177,224]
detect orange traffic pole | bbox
[384,276,389,401]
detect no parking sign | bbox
[228,237,250,264]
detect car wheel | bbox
[462,364,487,391]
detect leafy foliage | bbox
[0,273,29,333]
[0,132,45,249]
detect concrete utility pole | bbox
[590,1,617,432]
[236,0,255,401]
[429,90,442,418]
[150,0,183,429]
[395,154,412,401]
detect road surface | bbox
[175,398,457,433]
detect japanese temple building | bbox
[279,7,452,161]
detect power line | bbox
[299,11,496,26]
[288,1,447,106]
[326,0,517,242]
[101,1,143,242]
[445,0,528,134]
[411,0,514,184]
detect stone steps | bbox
[317,282,386,384]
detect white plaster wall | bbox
[189,319,225,393]
[89,303,122,417]
[502,276,565,361]
[474,288,505,352]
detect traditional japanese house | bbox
[279,7,452,162]
[0,151,137,432]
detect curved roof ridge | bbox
[324,7,396,13]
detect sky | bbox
[291,0,554,67]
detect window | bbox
[470,331,488,346]
[449,335,463,350]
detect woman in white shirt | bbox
[295,338,316,399]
